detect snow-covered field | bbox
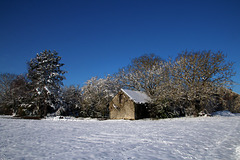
[1,114,240,160]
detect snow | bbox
[121,89,151,104]
[212,110,238,117]
[44,86,51,94]
[0,116,240,160]
[237,146,240,159]
[36,87,41,95]
[113,104,118,109]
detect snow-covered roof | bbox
[121,89,151,104]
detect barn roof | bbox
[121,89,151,104]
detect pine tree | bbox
[27,50,66,117]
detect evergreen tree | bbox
[27,50,66,117]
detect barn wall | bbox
[109,91,135,120]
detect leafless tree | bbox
[60,85,82,116]
[172,50,235,115]
[81,75,121,118]
[114,54,166,96]
[0,73,17,114]
[9,75,33,116]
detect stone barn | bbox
[109,89,151,120]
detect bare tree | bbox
[0,73,17,114]
[81,76,121,118]
[61,85,82,116]
[172,50,235,115]
[149,60,186,118]
[114,54,166,96]
[9,75,33,116]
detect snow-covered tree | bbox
[114,54,166,96]
[81,75,121,118]
[148,60,184,118]
[27,50,66,117]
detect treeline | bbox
[0,50,239,118]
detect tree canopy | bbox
[0,50,238,118]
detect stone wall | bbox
[109,90,135,120]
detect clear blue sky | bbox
[0,0,240,93]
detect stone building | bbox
[109,89,151,120]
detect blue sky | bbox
[0,0,240,93]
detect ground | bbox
[0,113,240,160]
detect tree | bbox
[217,88,240,113]
[0,73,17,102]
[149,50,235,117]
[114,54,166,96]
[81,76,121,118]
[149,60,185,118]
[9,74,32,116]
[61,85,82,116]
[172,50,235,115]
[0,73,17,114]
[27,50,66,117]
[0,73,18,114]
